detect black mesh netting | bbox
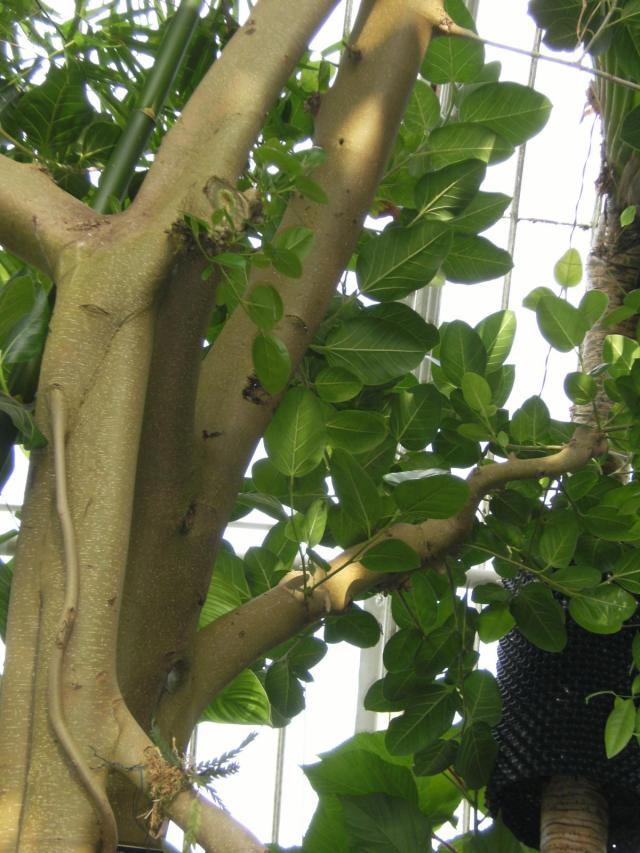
[485,615,640,851]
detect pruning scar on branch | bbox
[48,386,118,853]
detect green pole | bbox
[92,0,203,213]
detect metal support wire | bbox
[271,726,287,845]
[501,27,543,310]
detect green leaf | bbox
[357,221,452,302]
[265,660,305,720]
[274,225,314,260]
[440,320,487,384]
[331,448,381,537]
[362,540,421,574]
[414,160,486,221]
[427,123,514,169]
[383,628,423,672]
[462,670,502,726]
[477,603,515,642]
[245,285,283,330]
[340,793,432,853]
[510,395,550,444]
[244,546,282,595]
[386,685,458,755]
[201,669,271,725]
[305,748,417,802]
[460,82,552,147]
[252,333,291,394]
[579,290,608,327]
[402,78,441,138]
[327,410,387,453]
[475,310,517,373]
[264,388,326,476]
[569,585,637,634]
[510,583,567,652]
[604,697,636,759]
[254,143,303,174]
[453,191,512,235]
[394,474,469,521]
[320,309,437,385]
[580,506,640,541]
[390,385,443,451]
[538,511,579,568]
[611,550,640,593]
[0,394,46,449]
[455,722,498,789]
[304,499,328,549]
[414,624,461,678]
[461,372,494,415]
[288,636,328,679]
[620,205,637,227]
[554,248,583,287]
[0,276,49,365]
[269,247,302,278]
[0,559,13,642]
[443,235,513,283]
[324,606,381,648]
[536,293,588,352]
[413,739,458,776]
[564,371,596,404]
[421,13,484,83]
[315,367,363,402]
[294,174,328,204]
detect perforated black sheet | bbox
[486,617,640,851]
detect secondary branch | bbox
[132,0,339,220]
[168,427,605,737]
[0,155,101,276]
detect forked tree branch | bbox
[0,155,102,276]
[172,427,605,735]
[132,0,339,221]
[113,704,266,853]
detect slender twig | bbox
[48,386,118,852]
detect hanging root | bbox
[48,386,118,851]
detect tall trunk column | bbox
[541,776,608,853]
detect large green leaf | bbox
[462,669,502,726]
[315,367,362,402]
[264,660,305,720]
[439,320,487,384]
[327,410,387,453]
[536,292,588,352]
[569,584,637,634]
[319,308,437,385]
[510,396,550,444]
[510,583,567,652]
[340,793,432,853]
[414,160,486,221]
[475,310,516,372]
[390,384,443,450]
[252,333,291,394]
[386,685,458,755]
[538,511,579,568]
[460,82,552,146]
[454,722,498,789]
[611,550,640,593]
[357,221,452,301]
[451,191,512,234]
[443,234,513,283]
[330,448,381,537]
[362,540,421,574]
[402,78,441,140]
[422,31,484,84]
[394,474,469,521]
[604,697,636,758]
[427,123,514,169]
[324,605,382,648]
[264,388,326,476]
[200,669,271,725]
[304,748,417,802]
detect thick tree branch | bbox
[0,155,101,276]
[113,705,266,853]
[194,0,435,531]
[165,427,606,737]
[132,0,339,221]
